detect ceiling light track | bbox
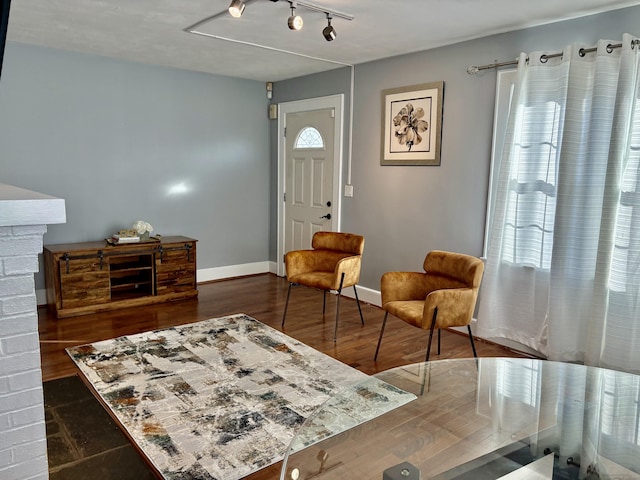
[185,1,353,39]
[183,0,355,63]
[184,29,353,68]
[284,0,353,22]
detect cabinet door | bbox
[156,245,196,295]
[59,257,111,308]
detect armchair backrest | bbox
[423,250,484,292]
[312,232,365,255]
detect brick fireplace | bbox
[0,184,65,480]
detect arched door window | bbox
[294,126,324,149]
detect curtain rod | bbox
[466,40,639,75]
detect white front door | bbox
[284,108,335,253]
[277,95,344,276]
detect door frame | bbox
[277,94,344,277]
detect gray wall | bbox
[273,5,640,290]
[0,44,270,289]
[3,5,639,296]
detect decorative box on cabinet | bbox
[43,236,198,318]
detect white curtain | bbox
[477,34,640,373]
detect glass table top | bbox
[280,358,640,480]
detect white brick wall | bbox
[0,225,49,480]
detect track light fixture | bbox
[219,0,353,40]
[322,14,336,41]
[287,2,303,31]
[227,0,246,18]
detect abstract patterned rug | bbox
[66,314,415,480]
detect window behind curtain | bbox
[611,105,640,294]
[485,70,516,257]
[486,70,559,270]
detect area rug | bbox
[66,314,415,480]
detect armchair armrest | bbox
[334,255,362,288]
[422,287,476,329]
[381,272,430,305]
[284,250,318,279]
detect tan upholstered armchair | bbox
[374,250,484,362]
[282,232,365,341]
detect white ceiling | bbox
[6,0,640,82]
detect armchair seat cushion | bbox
[382,300,425,328]
[289,271,338,291]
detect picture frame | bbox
[380,81,444,166]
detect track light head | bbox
[287,14,303,30]
[228,0,246,18]
[287,4,303,31]
[322,15,336,41]
[322,25,336,41]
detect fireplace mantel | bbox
[0,183,66,226]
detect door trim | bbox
[277,94,344,277]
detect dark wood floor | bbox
[39,273,530,480]
[39,273,527,382]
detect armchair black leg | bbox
[468,325,478,358]
[425,307,438,363]
[281,282,293,328]
[374,312,389,360]
[322,290,327,315]
[353,285,365,325]
[333,273,345,342]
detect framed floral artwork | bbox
[380,81,444,166]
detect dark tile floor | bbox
[44,375,157,480]
[43,376,581,480]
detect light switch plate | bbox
[269,104,278,119]
[344,184,354,197]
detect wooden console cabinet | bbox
[44,236,198,318]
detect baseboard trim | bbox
[36,289,46,307]
[341,284,381,307]
[197,261,273,283]
[198,263,382,307]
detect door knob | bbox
[320,213,332,220]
